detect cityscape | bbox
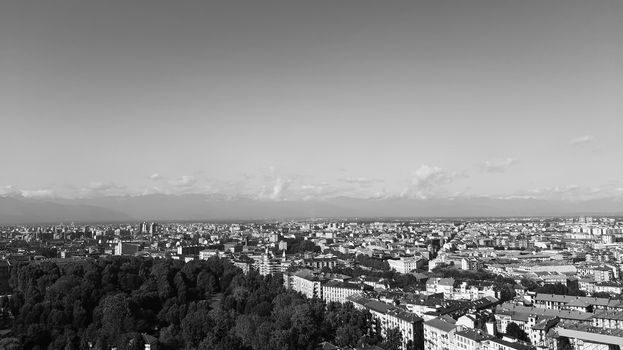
[2,0,622,349]
[2,217,623,349]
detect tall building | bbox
[255,248,290,276]
[348,295,424,350]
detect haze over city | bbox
[1,0,622,221]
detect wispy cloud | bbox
[268,177,291,200]
[496,183,623,201]
[149,173,162,180]
[0,185,57,199]
[77,182,128,197]
[168,175,197,187]
[480,158,516,173]
[401,165,461,199]
[570,135,594,145]
[339,177,383,186]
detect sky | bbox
[1,0,622,202]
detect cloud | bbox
[0,185,22,197]
[77,182,128,197]
[570,135,594,145]
[149,173,162,180]
[21,189,57,198]
[86,181,125,191]
[498,183,623,201]
[168,175,197,187]
[0,185,57,198]
[339,177,384,186]
[401,165,461,199]
[480,158,516,173]
[267,178,291,200]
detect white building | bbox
[388,256,426,274]
[424,316,463,350]
[283,269,326,299]
[461,258,484,271]
[199,249,220,260]
[426,278,455,298]
[322,281,370,304]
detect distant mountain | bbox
[1,194,622,224]
[0,196,133,224]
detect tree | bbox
[505,322,529,342]
[519,278,539,291]
[380,327,403,350]
[592,292,611,298]
[99,293,132,346]
[7,255,383,350]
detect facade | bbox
[553,323,623,349]
[115,241,140,256]
[322,281,370,304]
[532,294,610,312]
[454,329,491,350]
[199,249,220,260]
[593,267,614,283]
[254,250,290,276]
[232,260,251,274]
[303,257,338,269]
[461,258,484,271]
[177,245,204,256]
[426,278,455,298]
[348,296,424,350]
[388,257,425,274]
[284,269,327,299]
[424,316,463,350]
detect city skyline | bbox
[2,0,622,209]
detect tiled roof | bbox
[425,317,458,333]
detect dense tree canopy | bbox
[8,256,382,350]
[505,322,529,342]
[534,283,585,297]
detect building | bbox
[254,249,290,276]
[303,257,338,270]
[591,310,623,330]
[494,303,593,334]
[322,281,371,304]
[461,258,484,271]
[115,241,140,256]
[482,338,535,350]
[594,267,614,282]
[348,295,424,350]
[231,260,251,274]
[532,294,610,312]
[424,316,463,350]
[453,328,492,350]
[388,256,425,274]
[199,249,221,260]
[426,278,455,298]
[284,269,327,299]
[177,245,204,256]
[552,323,623,349]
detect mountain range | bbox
[0,194,622,224]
